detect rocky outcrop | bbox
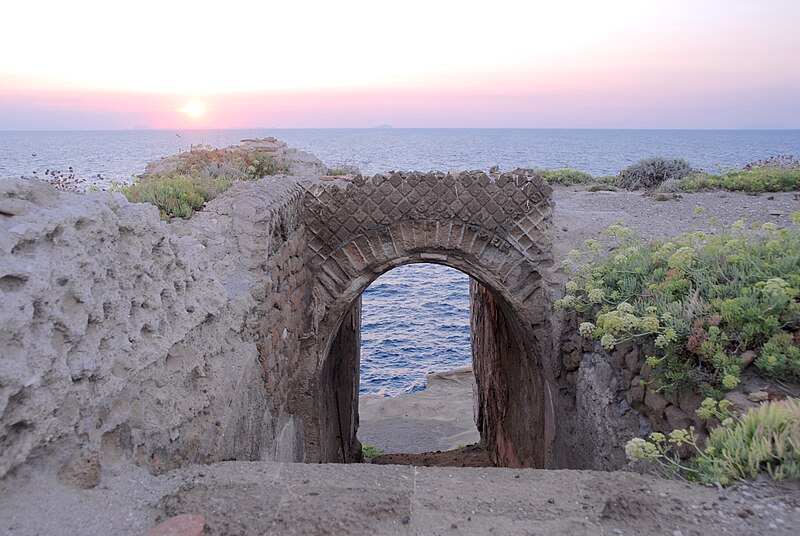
[550,311,729,469]
[141,137,326,179]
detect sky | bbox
[1,0,799,129]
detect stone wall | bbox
[470,280,545,468]
[0,176,311,480]
[553,311,709,469]
[4,158,662,480]
[300,170,557,465]
[318,298,362,463]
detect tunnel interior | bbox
[317,261,546,468]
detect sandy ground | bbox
[359,368,480,454]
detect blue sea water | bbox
[2,128,799,181]
[360,264,470,395]
[1,128,798,395]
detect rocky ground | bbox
[550,185,799,266]
[1,184,798,535]
[359,368,480,455]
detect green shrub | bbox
[626,397,800,484]
[654,178,683,194]
[680,167,800,192]
[536,168,595,185]
[558,221,800,394]
[594,175,618,184]
[325,164,359,176]
[361,443,383,458]
[123,145,289,219]
[617,157,696,190]
[162,147,289,181]
[756,333,800,382]
[121,175,231,220]
[700,397,800,483]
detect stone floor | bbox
[2,460,799,535]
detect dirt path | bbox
[371,444,491,467]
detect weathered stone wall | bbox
[552,311,708,469]
[5,159,661,479]
[318,298,362,463]
[0,176,311,480]
[470,280,545,468]
[470,280,653,471]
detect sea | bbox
[1,128,798,395]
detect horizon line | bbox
[2,126,800,133]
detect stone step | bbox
[2,461,798,535]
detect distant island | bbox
[372,124,393,129]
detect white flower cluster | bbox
[624,438,658,462]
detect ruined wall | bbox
[0,176,310,480]
[550,311,711,470]
[3,160,659,479]
[302,170,557,465]
[318,298,362,463]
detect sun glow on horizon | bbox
[179,99,206,119]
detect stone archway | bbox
[298,171,557,468]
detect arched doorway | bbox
[300,171,555,467]
[313,254,547,468]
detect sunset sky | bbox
[1,0,799,129]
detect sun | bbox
[181,99,206,118]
